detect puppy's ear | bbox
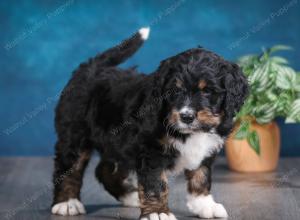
[153,59,175,96]
[218,64,249,135]
[224,64,249,115]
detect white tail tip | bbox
[139,27,150,40]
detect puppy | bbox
[51,27,248,219]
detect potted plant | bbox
[226,45,300,172]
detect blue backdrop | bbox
[1,0,300,156]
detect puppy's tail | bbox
[93,27,150,67]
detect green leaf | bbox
[234,121,250,139]
[247,131,260,155]
[265,91,277,102]
[256,116,273,124]
[268,45,292,55]
[236,44,299,128]
[286,99,300,123]
[275,92,293,115]
[253,104,276,124]
[235,99,253,119]
[294,74,300,92]
[238,55,258,66]
[270,56,289,65]
[276,66,296,89]
[248,62,269,91]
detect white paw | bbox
[187,194,228,219]
[140,212,177,220]
[51,198,86,216]
[119,191,140,207]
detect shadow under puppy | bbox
[51,27,248,219]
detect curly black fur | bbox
[52,28,248,217]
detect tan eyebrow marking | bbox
[176,78,183,88]
[198,80,207,90]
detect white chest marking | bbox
[172,132,223,173]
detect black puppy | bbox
[51,27,248,219]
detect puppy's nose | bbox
[180,113,195,124]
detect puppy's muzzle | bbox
[179,112,195,124]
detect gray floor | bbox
[0,156,300,220]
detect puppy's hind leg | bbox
[95,160,140,207]
[52,138,92,216]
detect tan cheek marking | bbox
[169,109,180,124]
[161,171,168,183]
[198,80,207,90]
[197,109,221,125]
[158,136,170,146]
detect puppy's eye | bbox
[211,92,225,105]
[201,89,219,101]
[201,87,210,95]
[211,93,219,102]
[174,88,187,97]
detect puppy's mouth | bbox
[167,117,215,134]
[176,121,213,134]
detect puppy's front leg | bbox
[185,158,228,219]
[137,166,177,220]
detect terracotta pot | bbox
[225,121,280,172]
